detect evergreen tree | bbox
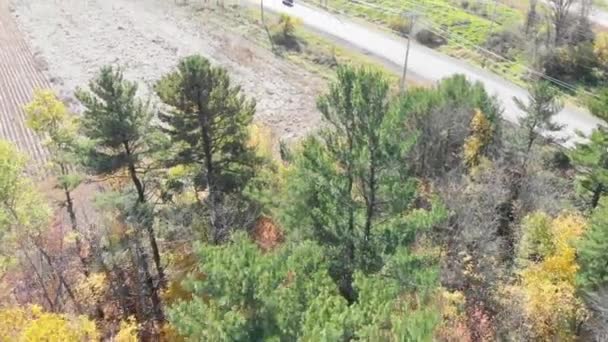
[280,66,444,303]
[571,127,608,209]
[577,197,608,341]
[75,66,164,323]
[513,81,563,161]
[587,87,608,121]
[155,55,259,243]
[168,233,440,341]
[578,197,608,290]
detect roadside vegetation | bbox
[303,0,608,101]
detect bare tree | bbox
[525,0,539,35]
[548,0,577,45]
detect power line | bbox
[344,0,599,97]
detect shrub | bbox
[484,29,521,59]
[415,28,446,48]
[540,42,599,86]
[387,16,411,37]
[594,32,608,71]
[270,14,300,50]
[545,150,571,171]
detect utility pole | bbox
[260,0,275,52]
[482,0,498,68]
[400,11,418,93]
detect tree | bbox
[507,212,587,340]
[24,90,89,275]
[76,66,164,323]
[463,109,493,168]
[407,75,502,178]
[168,233,440,341]
[571,127,608,209]
[577,198,608,340]
[0,140,83,312]
[524,0,539,36]
[0,305,98,341]
[578,197,608,291]
[514,81,563,164]
[594,33,608,72]
[587,87,608,121]
[156,55,259,243]
[280,66,444,303]
[548,0,577,45]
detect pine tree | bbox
[75,66,164,323]
[514,81,563,161]
[281,65,444,303]
[577,196,608,342]
[168,233,440,341]
[571,127,608,209]
[578,197,608,290]
[155,55,258,243]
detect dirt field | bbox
[11,0,324,142]
[0,0,48,173]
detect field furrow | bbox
[0,0,48,175]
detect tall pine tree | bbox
[75,66,165,324]
[155,55,259,243]
[571,127,608,209]
[280,66,444,303]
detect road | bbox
[589,7,608,27]
[259,0,603,143]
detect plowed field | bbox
[0,0,48,174]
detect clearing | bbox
[11,0,324,142]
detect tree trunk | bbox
[21,250,55,311]
[60,164,90,277]
[133,233,164,332]
[36,244,82,314]
[122,141,166,287]
[197,108,223,244]
[123,141,146,203]
[364,150,377,241]
[591,184,604,209]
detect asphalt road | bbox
[589,7,608,27]
[259,0,604,144]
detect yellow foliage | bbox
[0,305,99,341]
[24,89,77,143]
[440,289,465,320]
[76,272,108,308]
[115,316,139,342]
[463,109,493,167]
[0,306,30,341]
[594,32,608,66]
[161,323,186,342]
[24,90,69,131]
[515,212,587,341]
[248,124,274,160]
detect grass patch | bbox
[220,6,404,84]
[594,0,608,11]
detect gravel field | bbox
[11,0,324,141]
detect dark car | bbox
[282,0,293,6]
